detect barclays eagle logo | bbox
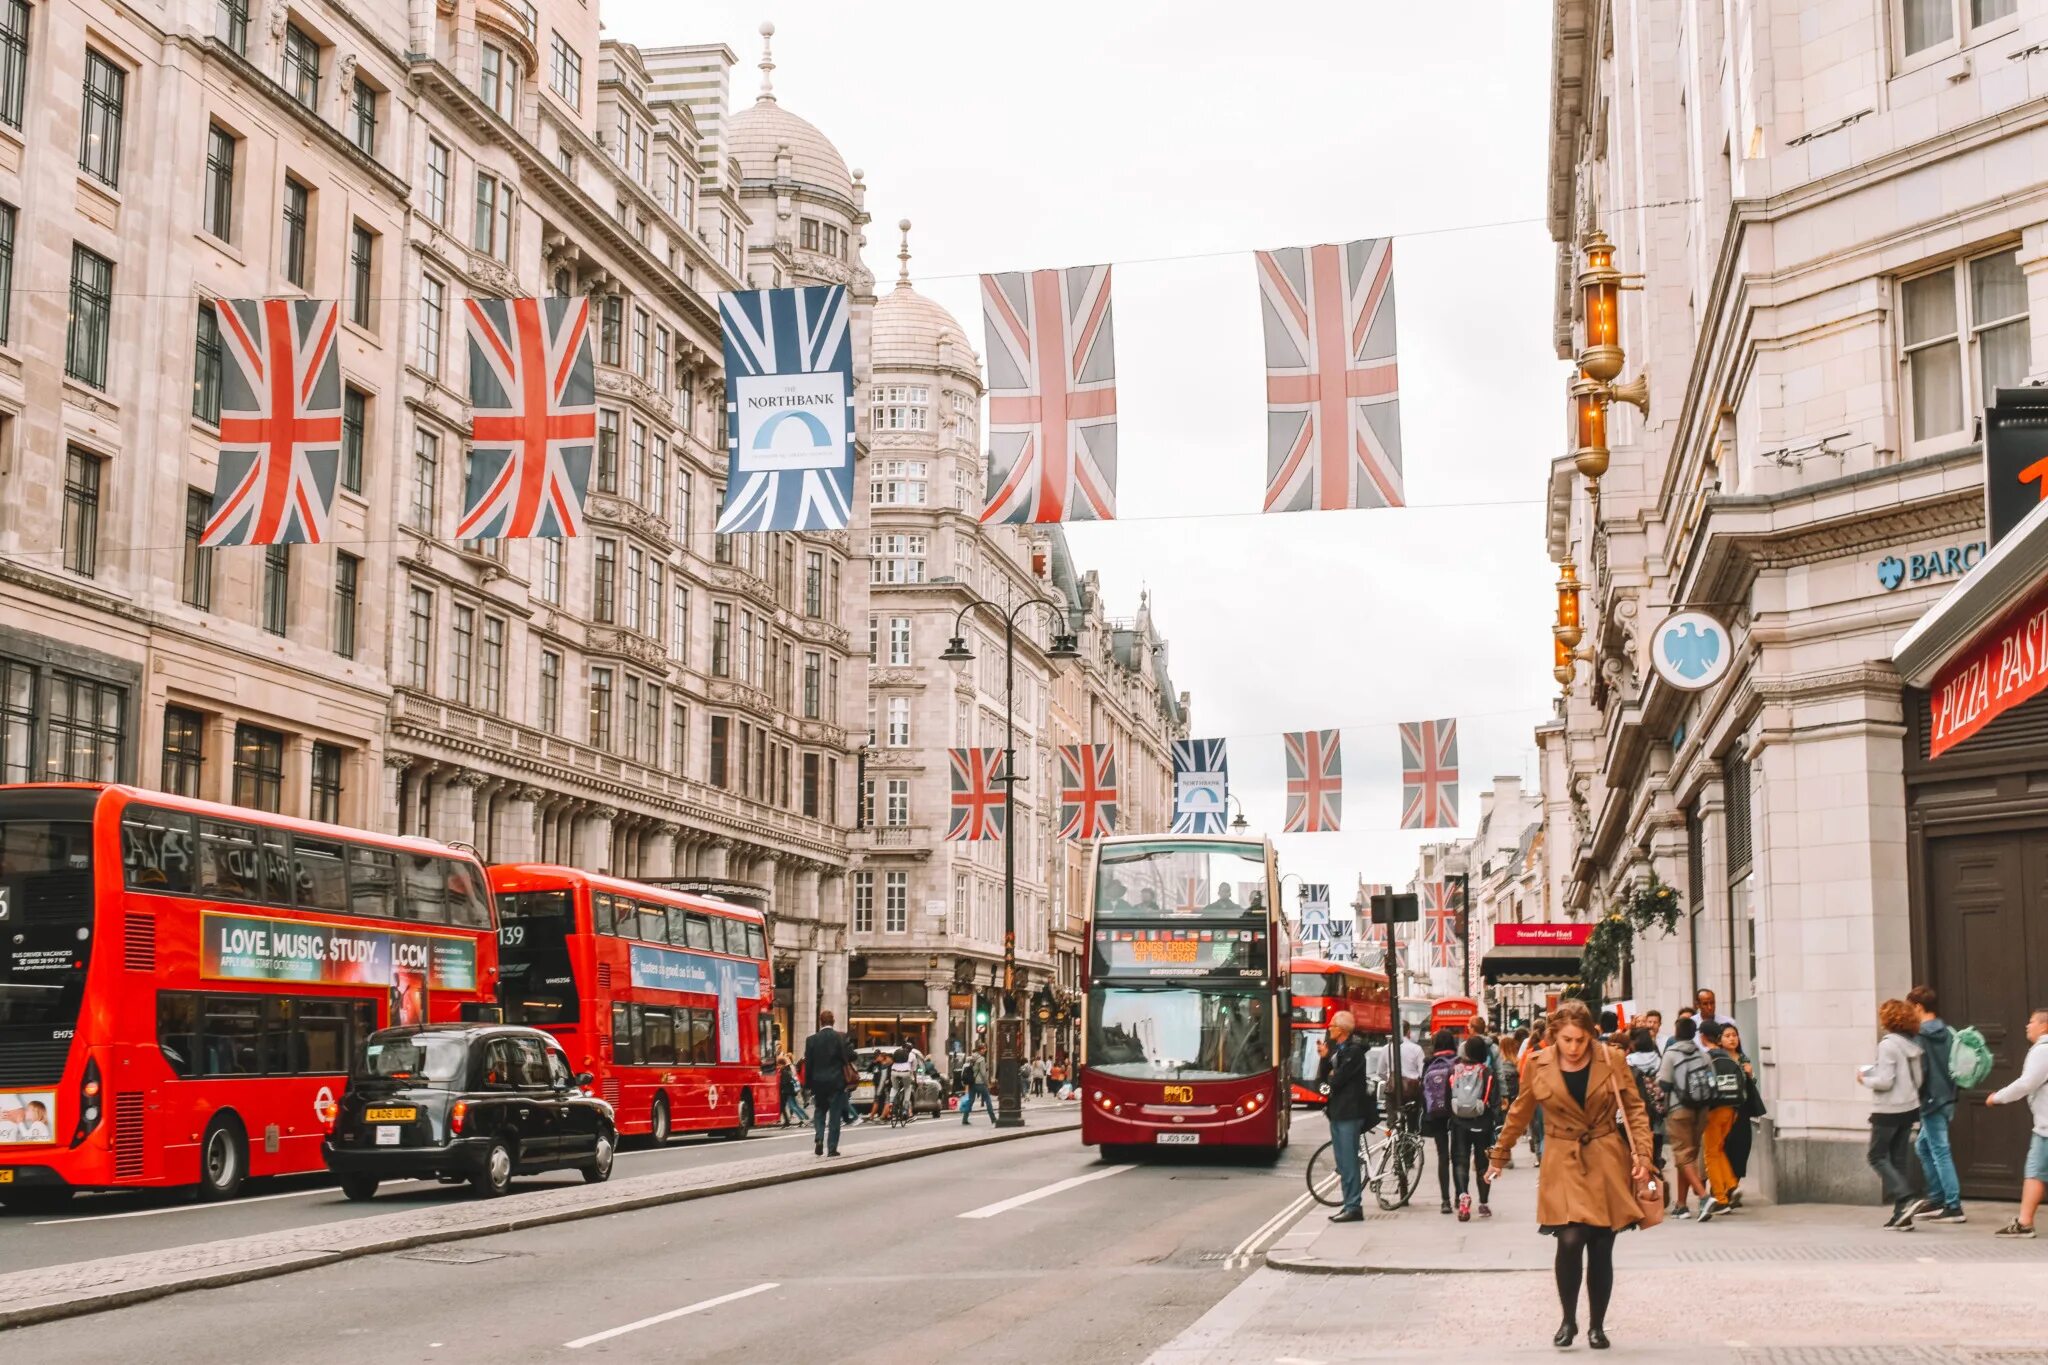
[1878,556,1906,591]
[1662,622,1721,682]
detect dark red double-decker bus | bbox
[489,866,776,1143]
[0,784,499,1210]
[1080,834,1291,1158]
[1287,959,1391,1105]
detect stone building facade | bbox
[1543,0,2048,1200]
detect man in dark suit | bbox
[802,1009,857,1157]
[1315,1009,1378,1222]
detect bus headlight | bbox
[70,1057,105,1148]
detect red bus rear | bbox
[1287,959,1391,1105]
[490,866,776,1142]
[1080,835,1291,1156]
[0,784,499,1209]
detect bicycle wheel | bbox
[1376,1133,1423,1211]
[1304,1141,1344,1206]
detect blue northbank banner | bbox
[714,285,855,533]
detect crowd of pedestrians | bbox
[1313,985,2048,1350]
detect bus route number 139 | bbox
[1161,1085,1194,1104]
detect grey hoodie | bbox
[1861,1032,1924,1116]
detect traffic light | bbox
[974,996,990,1027]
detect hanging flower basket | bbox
[1564,873,1683,1009]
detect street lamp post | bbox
[940,594,1079,1128]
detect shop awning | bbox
[850,1009,937,1023]
[1895,498,2048,689]
[1480,945,1583,985]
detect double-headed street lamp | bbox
[939,594,1080,1128]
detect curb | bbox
[1261,1207,1545,1278]
[0,1118,1081,1331]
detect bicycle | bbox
[887,1074,915,1127]
[1306,1090,1425,1212]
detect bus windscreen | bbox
[1094,842,1269,918]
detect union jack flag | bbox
[716,286,854,532]
[1172,877,1210,914]
[1171,738,1230,834]
[201,299,343,546]
[946,747,1008,842]
[1422,881,1460,970]
[1256,238,1402,513]
[980,265,1118,524]
[1356,882,1391,953]
[1399,718,1460,830]
[1057,743,1119,840]
[459,296,597,540]
[1283,729,1343,833]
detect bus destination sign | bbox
[1092,927,1267,979]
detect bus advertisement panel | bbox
[0,784,499,1210]
[1287,958,1391,1105]
[1080,835,1291,1156]
[491,866,776,1144]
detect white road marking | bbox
[563,1282,779,1349]
[35,1131,812,1223]
[1225,1190,1317,1269]
[32,1180,437,1225]
[957,1163,1137,1219]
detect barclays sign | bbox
[1877,542,1986,592]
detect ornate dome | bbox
[725,23,855,204]
[870,221,976,373]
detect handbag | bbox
[1611,1072,1664,1228]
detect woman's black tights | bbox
[1552,1224,1616,1329]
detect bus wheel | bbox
[198,1117,247,1201]
[724,1095,753,1141]
[648,1096,672,1147]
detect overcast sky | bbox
[610,0,1564,905]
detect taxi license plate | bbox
[0,1169,13,1183]
[375,1126,401,1146]
[1155,1132,1200,1145]
[364,1107,416,1123]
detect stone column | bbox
[640,823,679,879]
[573,805,616,872]
[753,856,780,917]
[433,770,484,848]
[818,873,850,1024]
[927,977,953,1065]
[381,754,413,835]
[283,736,314,819]
[795,944,821,1036]
[699,837,732,879]
[207,714,239,805]
[495,787,543,864]
[795,866,822,924]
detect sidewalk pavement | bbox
[1267,1158,2048,1274]
[0,1106,1079,1331]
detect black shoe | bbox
[1440,1198,1453,1214]
[1328,1208,1364,1223]
[1587,1327,1609,1350]
[1553,1321,1577,1349]
[815,1140,824,1156]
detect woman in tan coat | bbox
[1487,1000,1653,1351]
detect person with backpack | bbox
[1624,1027,1667,1179]
[1698,1022,1747,1212]
[1984,1005,2048,1239]
[1657,1014,1717,1218]
[959,1048,997,1124]
[1420,1029,1461,1214]
[1449,1036,1498,1221]
[1908,985,1967,1224]
[1859,998,1928,1229]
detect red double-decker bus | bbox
[1287,959,1391,1105]
[489,866,777,1143]
[0,784,499,1210]
[1080,834,1291,1158]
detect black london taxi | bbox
[324,1024,617,1200]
